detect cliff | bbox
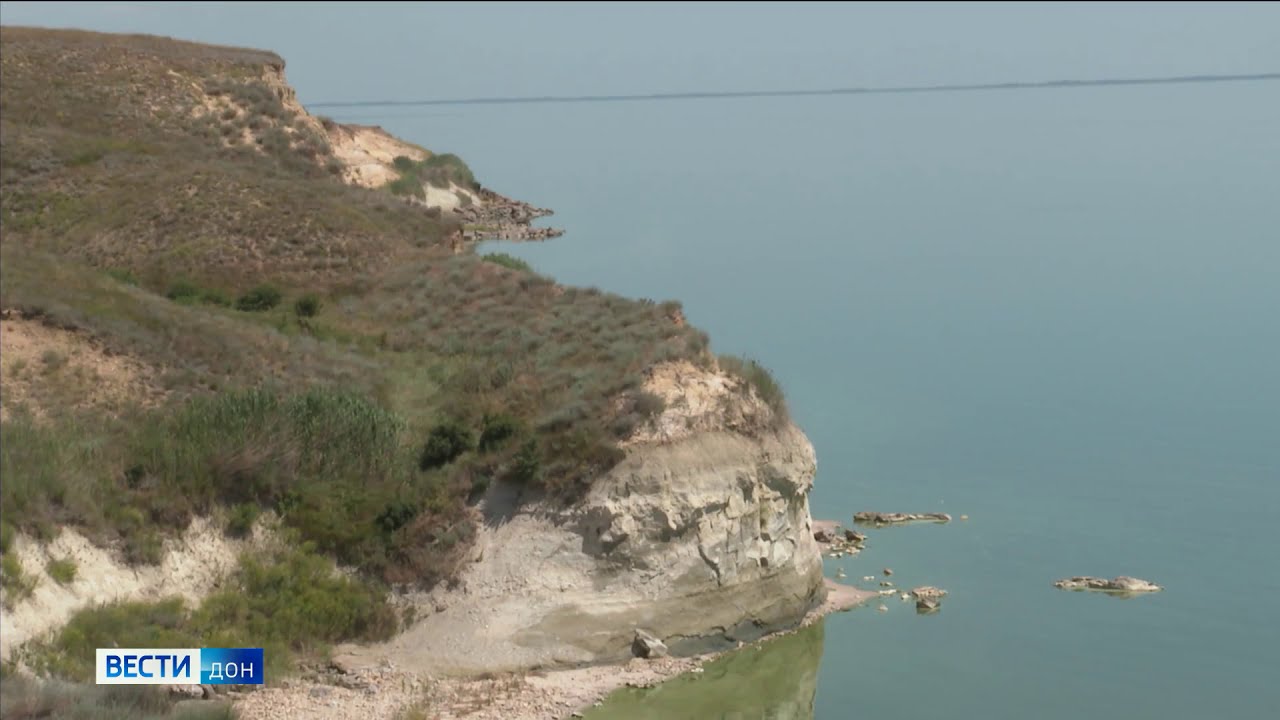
[0,27,827,712]
[356,361,825,675]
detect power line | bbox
[306,73,1280,110]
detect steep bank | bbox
[341,361,826,676]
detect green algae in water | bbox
[583,621,825,720]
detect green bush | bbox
[387,175,424,199]
[167,281,230,307]
[506,438,541,486]
[293,294,321,318]
[478,414,520,452]
[166,281,202,303]
[718,355,789,422]
[2,552,36,604]
[419,421,473,470]
[235,285,282,312]
[194,544,397,660]
[481,253,532,272]
[28,598,197,681]
[47,557,77,585]
[225,503,259,538]
[633,391,666,418]
[0,523,14,554]
[419,153,476,189]
[24,544,395,683]
[375,500,417,535]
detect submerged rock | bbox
[854,512,952,525]
[632,629,669,659]
[1054,576,1162,593]
[916,597,941,612]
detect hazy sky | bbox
[2,2,1277,103]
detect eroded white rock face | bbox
[369,363,826,676]
[0,517,264,661]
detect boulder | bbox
[910,586,948,601]
[882,567,893,576]
[1054,576,1161,593]
[632,629,669,659]
[844,530,866,543]
[916,597,941,612]
[813,528,835,543]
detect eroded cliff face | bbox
[362,362,825,676]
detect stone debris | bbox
[854,512,952,525]
[456,188,563,243]
[1054,576,1161,593]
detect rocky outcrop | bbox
[910,586,948,601]
[456,188,564,242]
[1054,576,1162,593]
[362,362,826,676]
[854,512,951,525]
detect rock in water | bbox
[916,597,941,612]
[632,629,669,659]
[845,529,866,543]
[909,586,948,601]
[854,512,952,525]
[814,528,835,543]
[1054,576,1162,593]
[883,567,893,576]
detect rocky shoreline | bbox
[457,188,565,243]
[232,576,875,720]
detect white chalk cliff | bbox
[363,361,826,675]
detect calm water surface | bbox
[330,83,1280,719]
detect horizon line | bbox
[305,73,1280,109]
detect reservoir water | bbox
[333,82,1280,719]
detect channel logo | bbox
[96,648,264,685]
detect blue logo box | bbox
[200,648,264,685]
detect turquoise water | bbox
[336,84,1280,718]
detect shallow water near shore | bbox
[339,82,1280,718]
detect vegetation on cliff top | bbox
[0,26,789,688]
